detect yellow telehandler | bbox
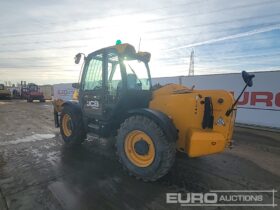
[53,43,254,181]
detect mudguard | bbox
[54,101,82,128]
[62,101,81,112]
[128,108,178,142]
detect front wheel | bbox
[116,115,176,181]
[60,105,86,145]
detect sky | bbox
[0,0,279,85]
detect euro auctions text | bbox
[166,190,278,207]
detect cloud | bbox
[0,0,280,84]
[164,24,280,51]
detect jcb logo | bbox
[86,100,99,109]
[232,91,280,107]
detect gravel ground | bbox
[0,100,279,210]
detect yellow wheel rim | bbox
[124,130,155,167]
[62,114,72,137]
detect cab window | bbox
[124,59,151,90]
[107,53,122,97]
[83,54,103,91]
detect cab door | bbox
[79,53,105,119]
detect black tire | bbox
[27,98,33,102]
[116,115,176,181]
[60,105,86,145]
[40,99,45,102]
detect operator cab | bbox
[28,83,39,92]
[76,43,153,134]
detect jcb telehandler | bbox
[53,43,254,181]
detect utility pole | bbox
[188,49,194,76]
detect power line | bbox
[161,63,280,75]
[161,55,278,66]
[156,41,280,62]
[203,60,279,70]
[161,56,280,69]
[198,52,280,62]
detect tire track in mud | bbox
[0,100,279,209]
[0,187,8,210]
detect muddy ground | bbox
[0,100,279,210]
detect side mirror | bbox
[226,71,256,116]
[74,53,82,64]
[72,83,80,89]
[242,71,255,87]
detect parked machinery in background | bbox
[0,84,11,100]
[12,89,21,99]
[21,81,45,102]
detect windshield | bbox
[0,84,4,90]
[29,85,38,91]
[123,59,151,90]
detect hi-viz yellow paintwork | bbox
[149,84,236,157]
[53,89,79,113]
[125,130,155,167]
[54,43,236,159]
[72,89,79,100]
[62,114,72,137]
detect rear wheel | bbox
[60,105,86,145]
[116,115,176,181]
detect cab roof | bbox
[88,43,151,63]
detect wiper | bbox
[127,64,142,85]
